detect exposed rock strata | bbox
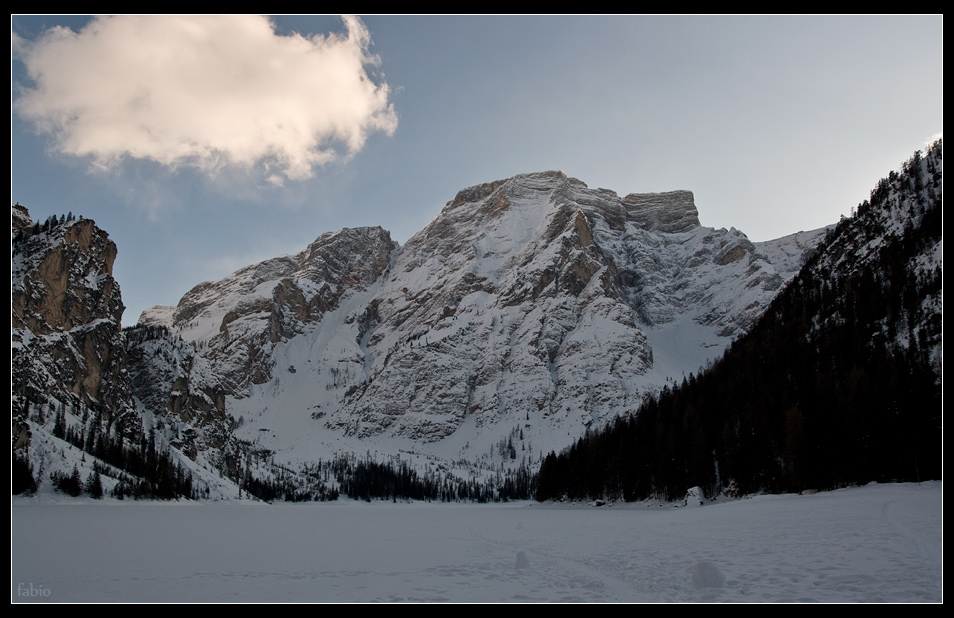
[12,210,139,439]
[142,172,825,448]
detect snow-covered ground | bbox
[12,481,941,602]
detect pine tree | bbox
[13,451,37,495]
[86,469,104,499]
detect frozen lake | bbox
[12,481,941,602]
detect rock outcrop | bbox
[140,226,397,399]
[12,209,140,442]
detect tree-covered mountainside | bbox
[537,141,942,502]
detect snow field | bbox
[12,481,941,603]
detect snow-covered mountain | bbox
[135,171,826,468]
[12,142,942,502]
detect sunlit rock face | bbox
[12,208,140,440]
[141,171,822,449]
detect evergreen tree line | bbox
[237,458,340,503]
[241,471,339,502]
[122,323,173,346]
[15,400,200,500]
[12,211,81,249]
[334,454,536,503]
[232,451,537,503]
[48,465,105,499]
[536,143,942,502]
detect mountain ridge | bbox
[134,171,826,464]
[15,162,871,501]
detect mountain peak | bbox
[440,171,700,236]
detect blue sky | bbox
[11,15,942,326]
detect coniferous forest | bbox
[13,402,199,501]
[537,142,942,502]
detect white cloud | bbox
[14,15,397,181]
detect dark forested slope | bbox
[537,142,942,501]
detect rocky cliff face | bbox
[123,325,234,464]
[11,207,238,495]
[141,226,397,399]
[140,171,826,459]
[128,226,397,467]
[12,209,139,444]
